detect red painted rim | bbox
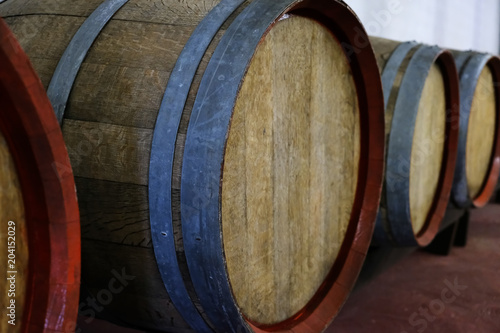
[415,51,460,247]
[0,20,80,333]
[245,0,385,331]
[472,56,500,208]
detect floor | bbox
[327,204,500,333]
[78,204,500,333]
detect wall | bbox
[344,0,500,54]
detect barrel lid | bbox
[0,19,80,332]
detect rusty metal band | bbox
[380,41,418,106]
[373,41,417,245]
[385,44,444,246]
[148,0,246,332]
[374,44,446,246]
[46,0,129,124]
[452,52,493,207]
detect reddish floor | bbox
[79,204,500,333]
[327,204,500,333]
[78,316,144,333]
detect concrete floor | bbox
[327,204,500,333]
[78,204,500,333]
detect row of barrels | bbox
[0,0,498,332]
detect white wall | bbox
[344,0,500,54]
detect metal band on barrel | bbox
[373,41,417,245]
[385,45,443,246]
[148,1,246,332]
[47,0,129,124]
[452,53,491,207]
[380,41,418,107]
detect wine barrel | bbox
[0,20,80,333]
[370,37,460,247]
[451,51,500,208]
[0,0,385,332]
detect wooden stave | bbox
[451,51,500,208]
[0,0,385,331]
[149,1,248,331]
[371,39,460,247]
[0,20,80,333]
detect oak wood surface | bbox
[0,0,220,25]
[80,238,192,331]
[62,120,152,186]
[222,16,360,325]
[2,15,85,87]
[409,63,446,234]
[466,66,497,198]
[0,0,101,17]
[0,132,27,333]
[76,177,150,247]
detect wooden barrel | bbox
[0,20,80,333]
[451,51,500,208]
[0,0,385,332]
[370,37,460,247]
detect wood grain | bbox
[76,177,150,247]
[81,238,192,331]
[0,0,222,26]
[64,19,225,129]
[0,132,28,333]
[0,0,220,26]
[62,119,152,186]
[222,16,360,324]
[410,63,446,234]
[466,66,497,198]
[113,0,220,25]
[67,63,170,128]
[2,15,85,85]
[0,0,101,17]
[81,19,193,71]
